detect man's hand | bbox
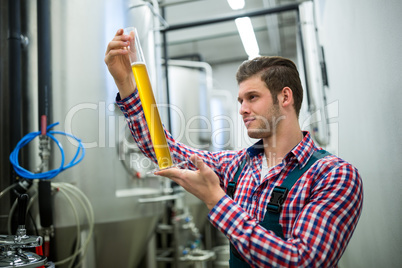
[104,29,135,99]
[155,155,226,210]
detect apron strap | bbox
[227,158,247,199]
[260,149,332,238]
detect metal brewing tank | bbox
[167,62,213,234]
[22,0,166,267]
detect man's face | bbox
[237,76,284,139]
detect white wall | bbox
[316,0,402,267]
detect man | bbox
[105,29,363,267]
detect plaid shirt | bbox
[116,91,363,268]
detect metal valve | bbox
[0,194,47,267]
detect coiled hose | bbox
[9,122,85,179]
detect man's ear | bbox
[279,86,293,108]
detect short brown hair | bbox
[236,56,303,117]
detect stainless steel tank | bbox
[167,61,214,234]
[23,0,166,267]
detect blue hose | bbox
[9,122,85,180]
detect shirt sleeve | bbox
[116,91,159,164]
[208,161,363,267]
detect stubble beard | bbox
[247,104,285,140]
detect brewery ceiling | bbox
[160,0,304,65]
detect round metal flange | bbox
[0,251,47,268]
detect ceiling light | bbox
[227,0,245,10]
[235,17,260,59]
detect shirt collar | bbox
[246,131,318,168]
[289,131,319,169]
[246,139,265,157]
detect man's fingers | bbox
[106,40,129,54]
[115,28,124,36]
[154,167,182,178]
[105,29,133,60]
[190,155,207,172]
[108,30,131,53]
[105,40,130,65]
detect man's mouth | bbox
[243,117,254,127]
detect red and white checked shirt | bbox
[116,91,363,268]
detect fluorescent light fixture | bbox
[235,17,260,59]
[227,0,245,10]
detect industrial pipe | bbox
[161,3,300,32]
[161,6,172,132]
[7,0,24,235]
[37,0,54,259]
[8,0,23,176]
[37,0,52,123]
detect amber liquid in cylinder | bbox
[131,62,173,169]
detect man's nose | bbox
[239,102,249,115]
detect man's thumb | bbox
[190,155,206,171]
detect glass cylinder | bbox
[124,27,173,169]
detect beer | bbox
[131,62,173,169]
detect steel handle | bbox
[138,194,180,203]
[18,194,29,226]
[180,250,216,262]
